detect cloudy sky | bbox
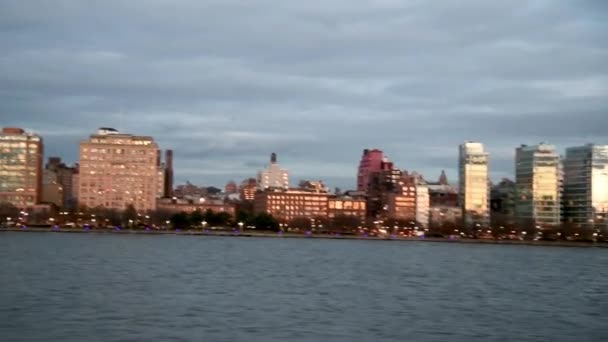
[1,0,607,189]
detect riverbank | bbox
[2,227,606,248]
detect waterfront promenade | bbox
[2,226,606,248]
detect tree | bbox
[170,211,190,229]
[189,210,204,228]
[0,202,20,223]
[250,213,279,231]
[123,204,137,225]
[203,209,232,227]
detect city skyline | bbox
[1,1,607,189]
[2,124,608,191]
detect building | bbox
[224,180,238,194]
[156,197,236,216]
[459,142,490,229]
[42,161,64,207]
[174,181,206,198]
[328,195,366,221]
[357,149,384,192]
[490,178,516,228]
[385,172,429,227]
[515,144,561,229]
[164,149,173,197]
[428,183,461,228]
[46,158,78,208]
[438,170,449,185]
[257,153,289,190]
[78,128,161,212]
[254,188,329,222]
[0,127,43,208]
[71,165,79,207]
[239,178,257,201]
[366,158,402,219]
[563,144,608,229]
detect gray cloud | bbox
[1,0,607,188]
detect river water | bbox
[0,232,606,341]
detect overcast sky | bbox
[1,0,607,189]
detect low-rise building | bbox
[156,197,236,216]
[254,188,329,222]
[328,195,366,221]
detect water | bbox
[0,232,606,342]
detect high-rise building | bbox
[224,180,238,194]
[239,178,257,201]
[490,178,516,228]
[257,153,289,190]
[563,144,608,229]
[459,142,490,229]
[163,149,173,197]
[78,128,160,212]
[515,144,561,229]
[366,159,402,219]
[357,149,384,192]
[0,127,43,208]
[41,157,77,208]
[438,170,449,185]
[385,172,429,227]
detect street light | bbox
[238,221,244,232]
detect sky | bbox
[1,0,607,190]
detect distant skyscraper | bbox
[78,128,160,212]
[224,180,238,194]
[438,170,448,185]
[563,144,608,229]
[164,149,173,197]
[515,144,561,229]
[357,149,384,192]
[257,153,289,190]
[0,127,43,208]
[366,158,402,219]
[459,142,490,229]
[240,178,257,201]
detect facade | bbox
[357,149,384,192]
[385,173,429,227]
[174,181,206,198]
[42,167,63,207]
[490,178,516,228]
[0,127,43,208]
[563,144,608,229]
[428,184,461,228]
[157,197,236,216]
[254,188,329,222]
[239,178,257,201]
[163,149,173,197]
[224,180,238,194]
[366,159,402,219]
[257,153,289,190]
[78,128,160,212]
[459,142,490,229]
[515,144,561,228]
[328,196,366,221]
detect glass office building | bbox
[459,142,490,229]
[515,144,561,228]
[0,127,43,208]
[563,144,608,229]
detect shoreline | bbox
[2,227,606,248]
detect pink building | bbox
[356,149,384,192]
